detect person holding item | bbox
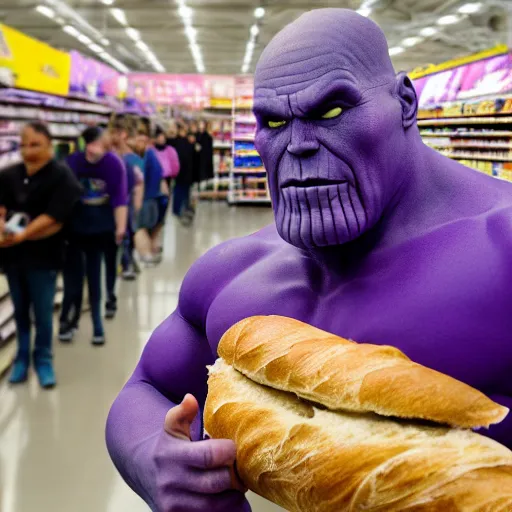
[61,127,128,345]
[106,10,512,511]
[110,114,144,281]
[133,122,164,266]
[0,121,81,388]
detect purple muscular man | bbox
[106,9,512,511]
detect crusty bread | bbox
[204,360,512,512]
[218,316,508,429]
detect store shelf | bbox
[233,135,255,141]
[418,117,512,126]
[442,152,512,162]
[425,142,512,150]
[213,141,232,149]
[232,168,266,175]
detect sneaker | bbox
[34,360,56,389]
[59,326,76,342]
[92,334,105,346]
[9,358,29,384]
[122,269,137,281]
[105,299,117,320]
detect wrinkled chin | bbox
[275,183,367,249]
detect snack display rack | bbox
[418,95,512,181]
[228,77,270,205]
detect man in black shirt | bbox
[0,122,82,388]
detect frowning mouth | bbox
[281,178,347,188]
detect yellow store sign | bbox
[0,24,70,96]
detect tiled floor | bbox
[0,203,284,512]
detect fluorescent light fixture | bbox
[437,14,461,25]
[420,26,438,37]
[402,36,424,47]
[35,5,55,18]
[389,46,405,56]
[178,5,193,20]
[185,26,197,40]
[458,2,482,14]
[110,8,127,26]
[100,38,110,46]
[63,25,81,38]
[78,34,92,45]
[250,24,259,37]
[55,17,65,25]
[125,27,140,40]
[89,43,104,53]
[242,63,249,73]
[357,7,372,17]
[101,0,115,4]
[254,7,265,18]
[136,40,149,51]
[247,40,255,52]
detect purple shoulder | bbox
[178,224,281,328]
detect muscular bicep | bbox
[134,309,215,406]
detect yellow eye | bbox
[268,120,287,129]
[321,107,343,119]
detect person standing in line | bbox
[0,122,82,387]
[197,120,214,184]
[60,127,127,345]
[110,114,145,281]
[172,123,195,225]
[152,126,180,255]
[133,122,164,266]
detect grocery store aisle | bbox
[0,203,283,512]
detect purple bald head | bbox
[254,9,420,249]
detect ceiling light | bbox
[254,7,265,18]
[35,5,55,18]
[402,36,424,47]
[389,46,405,56]
[458,2,482,14]
[178,6,193,20]
[63,25,81,38]
[125,28,140,40]
[420,26,438,37]
[437,14,461,25]
[242,63,249,73]
[110,8,127,26]
[136,40,149,51]
[89,43,104,53]
[100,37,110,46]
[78,34,92,45]
[185,26,197,41]
[250,24,259,37]
[356,7,372,17]
[55,17,65,25]
[100,0,115,4]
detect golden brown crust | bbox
[217,316,509,429]
[204,361,512,512]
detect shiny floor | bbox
[0,203,284,512]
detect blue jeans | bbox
[173,183,191,216]
[6,268,57,363]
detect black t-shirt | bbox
[0,159,82,270]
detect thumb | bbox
[164,394,199,441]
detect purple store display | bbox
[69,50,120,99]
[106,8,512,512]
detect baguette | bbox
[204,359,512,512]
[218,316,508,429]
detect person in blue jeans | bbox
[61,127,128,345]
[0,122,82,388]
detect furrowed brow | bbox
[253,95,291,120]
[296,79,362,115]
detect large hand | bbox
[148,394,251,512]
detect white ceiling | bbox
[0,0,510,75]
